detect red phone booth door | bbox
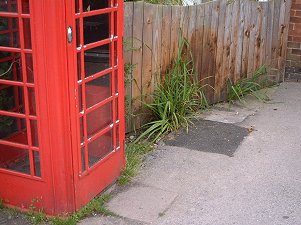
[0,0,54,212]
[66,0,125,209]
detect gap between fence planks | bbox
[123,0,292,132]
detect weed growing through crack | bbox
[227,65,271,104]
[22,194,113,225]
[50,194,113,225]
[118,142,153,185]
[135,34,209,143]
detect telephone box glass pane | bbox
[83,0,109,12]
[0,4,41,177]
[0,149,30,174]
[0,17,20,48]
[85,73,111,108]
[86,102,112,138]
[88,130,113,167]
[83,14,109,45]
[0,0,17,13]
[84,44,110,77]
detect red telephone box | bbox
[0,0,125,215]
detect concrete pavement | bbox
[80,82,301,225]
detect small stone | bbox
[129,135,135,140]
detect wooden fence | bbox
[124,0,292,131]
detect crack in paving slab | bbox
[165,119,249,157]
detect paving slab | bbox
[107,186,178,224]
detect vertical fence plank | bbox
[123,2,134,132]
[247,2,257,77]
[131,1,144,129]
[180,6,189,40]
[194,4,205,79]
[152,5,163,88]
[141,3,154,105]
[201,3,212,82]
[260,2,268,68]
[221,2,232,99]
[170,6,181,64]
[281,0,293,72]
[187,5,197,45]
[161,5,172,74]
[234,0,245,82]
[229,0,240,82]
[206,0,220,103]
[271,0,281,74]
[214,0,226,102]
[254,2,263,71]
[266,0,274,68]
[241,0,251,76]
[277,0,288,79]
[187,5,197,83]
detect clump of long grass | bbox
[227,65,270,104]
[135,34,208,143]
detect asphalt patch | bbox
[164,119,249,157]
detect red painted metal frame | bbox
[65,0,125,210]
[0,0,124,214]
[0,0,54,214]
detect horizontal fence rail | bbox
[123,0,292,131]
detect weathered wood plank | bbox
[187,5,197,83]
[152,5,163,89]
[281,0,293,71]
[253,2,263,71]
[170,6,181,64]
[180,6,189,40]
[131,1,144,129]
[206,0,220,103]
[241,0,252,76]
[123,2,134,132]
[220,1,232,99]
[265,0,274,68]
[187,5,197,45]
[194,4,205,80]
[160,5,172,74]
[229,0,240,82]
[247,1,257,77]
[271,0,281,71]
[260,1,268,68]
[201,3,212,82]
[214,0,227,102]
[277,0,288,79]
[234,0,245,82]
[142,3,154,104]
